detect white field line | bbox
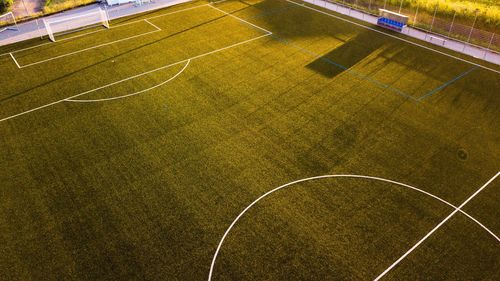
[66,59,191,103]
[144,2,210,21]
[65,14,274,104]
[211,0,228,4]
[9,53,21,69]
[144,19,162,31]
[13,20,161,68]
[208,174,500,281]
[286,0,500,74]
[0,33,271,122]
[0,3,211,58]
[1,20,142,57]
[7,2,270,69]
[209,4,273,35]
[374,171,500,281]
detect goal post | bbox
[43,7,110,42]
[0,12,18,33]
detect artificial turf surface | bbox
[0,0,499,280]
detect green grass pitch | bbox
[0,0,499,280]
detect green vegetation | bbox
[387,0,500,27]
[44,0,97,14]
[338,0,500,51]
[0,0,499,280]
[0,0,14,14]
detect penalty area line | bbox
[209,4,273,35]
[0,3,212,57]
[144,19,162,31]
[0,33,271,123]
[9,52,21,69]
[373,171,500,281]
[14,26,162,68]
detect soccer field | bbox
[0,0,499,280]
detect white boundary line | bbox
[66,59,191,103]
[0,3,211,58]
[0,33,271,122]
[374,171,500,280]
[143,19,162,32]
[0,4,272,120]
[209,4,273,35]
[9,52,20,69]
[12,19,161,68]
[6,2,270,69]
[286,0,500,74]
[208,174,500,281]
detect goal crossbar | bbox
[43,8,109,42]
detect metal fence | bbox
[324,0,499,52]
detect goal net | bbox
[0,12,18,33]
[43,7,110,42]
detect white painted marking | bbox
[374,172,500,281]
[459,211,500,243]
[208,174,500,281]
[0,33,271,122]
[0,3,211,57]
[209,4,273,35]
[9,53,21,69]
[144,19,162,31]
[286,0,500,74]
[8,2,273,69]
[187,33,271,60]
[66,59,190,102]
[15,27,161,68]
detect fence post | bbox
[448,10,456,37]
[429,4,438,32]
[20,0,43,40]
[487,32,495,50]
[484,32,495,59]
[413,2,419,25]
[467,10,478,43]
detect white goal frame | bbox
[0,12,18,33]
[43,8,110,42]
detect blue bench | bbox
[377,17,405,32]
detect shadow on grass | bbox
[306,30,386,78]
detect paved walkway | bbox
[304,0,499,65]
[11,0,44,18]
